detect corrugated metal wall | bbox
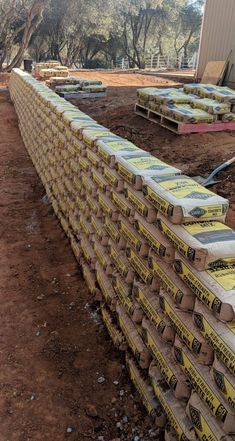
[196,0,235,86]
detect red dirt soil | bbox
[0,70,234,440]
[0,79,154,441]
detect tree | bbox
[170,0,202,65]
[0,0,48,71]
[1,0,203,71]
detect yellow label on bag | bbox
[87,150,99,167]
[111,192,131,217]
[73,139,83,152]
[97,146,110,162]
[103,140,138,152]
[110,246,128,276]
[69,215,79,233]
[158,218,189,258]
[188,403,220,441]
[153,384,187,441]
[117,163,134,183]
[91,216,102,238]
[78,156,90,171]
[76,195,86,212]
[161,296,201,353]
[193,312,235,375]
[91,170,107,192]
[70,237,81,260]
[81,241,91,263]
[96,272,113,304]
[182,221,232,241]
[150,258,184,304]
[80,216,91,236]
[94,244,108,268]
[125,188,148,216]
[83,266,95,294]
[98,194,113,216]
[86,194,98,214]
[114,279,134,314]
[144,175,227,219]
[81,175,93,193]
[128,364,156,417]
[70,159,80,174]
[64,178,73,194]
[151,175,219,200]
[145,331,177,389]
[83,130,112,146]
[104,218,120,242]
[119,220,141,251]
[102,308,123,347]
[206,266,235,291]
[174,260,235,314]
[68,144,76,156]
[123,154,170,171]
[212,367,235,409]
[136,220,166,256]
[127,249,152,284]
[174,347,228,419]
[135,286,165,331]
[143,185,173,215]
[103,166,118,187]
[119,316,138,358]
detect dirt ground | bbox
[74,71,235,227]
[0,70,234,441]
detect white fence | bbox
[114,53,197,71]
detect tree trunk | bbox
[5,0,48,72]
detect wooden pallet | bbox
[57,91,107,99]
[135,103,235,135]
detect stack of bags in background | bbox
[10,68,235,441]
[46,77,107,95]
[137,84,235,123]
[34,62,69,79]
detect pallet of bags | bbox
[191,98,231,115]
[160,104,217,123]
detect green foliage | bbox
[0,0,204,70]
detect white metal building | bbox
[196,0,235,86]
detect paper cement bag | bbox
[125,184,158,223]
[143,321,191,401]
[101,305,127,350]
[211,357,235,411]
[96,262,117,311]
[135,213,175,263]
[132,282,175,343]
[157,215,235,270]
[186,392,232,441]
[116,303,151,369]
[174,253,235,322]
[116,152,181,190]
[173,337,235,433]
[126,354,166,426]
[143,175,229,224]
[148,253,195,311]
[96,138,141,167]
[193,300,235,376]
[160,289,214,365]
[150,370,195,441]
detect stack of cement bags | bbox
[10,68,235,441]
[137,85,235,123]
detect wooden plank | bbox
[201,60,227,84]
[135,103,149,119]
[57,91,107,99]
